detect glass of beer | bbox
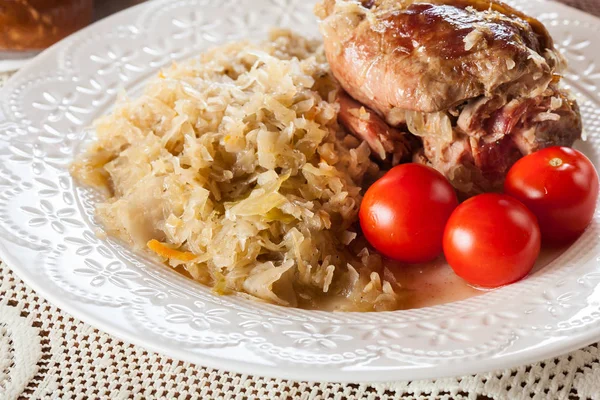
[0,0,94,53]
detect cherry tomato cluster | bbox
[359,147,599,288]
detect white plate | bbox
[1,0,599,383]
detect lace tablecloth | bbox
[2,1,600,398]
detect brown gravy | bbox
[387,246,567,310]
[390,258,481,309]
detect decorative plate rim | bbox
[1,0,600,382]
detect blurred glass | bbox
[0,0,94,52]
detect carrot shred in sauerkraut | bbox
[147,239,198,262]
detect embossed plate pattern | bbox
[0,0,600,382]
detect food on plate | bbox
[505,146,599,245]
[316,0,582,195]
[71,30,405,312]
[337,90,416,166]
[443,193,541,288]
[71,0,594,311]
[359,164,458,263]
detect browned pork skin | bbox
[317,0,564,117]
[317,0,580,195]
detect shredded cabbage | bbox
[71,30,402,311]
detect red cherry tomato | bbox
[359,163,458,263]
[504,146,599,245]
[443,193,541,288]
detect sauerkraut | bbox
[71,30,403,311]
